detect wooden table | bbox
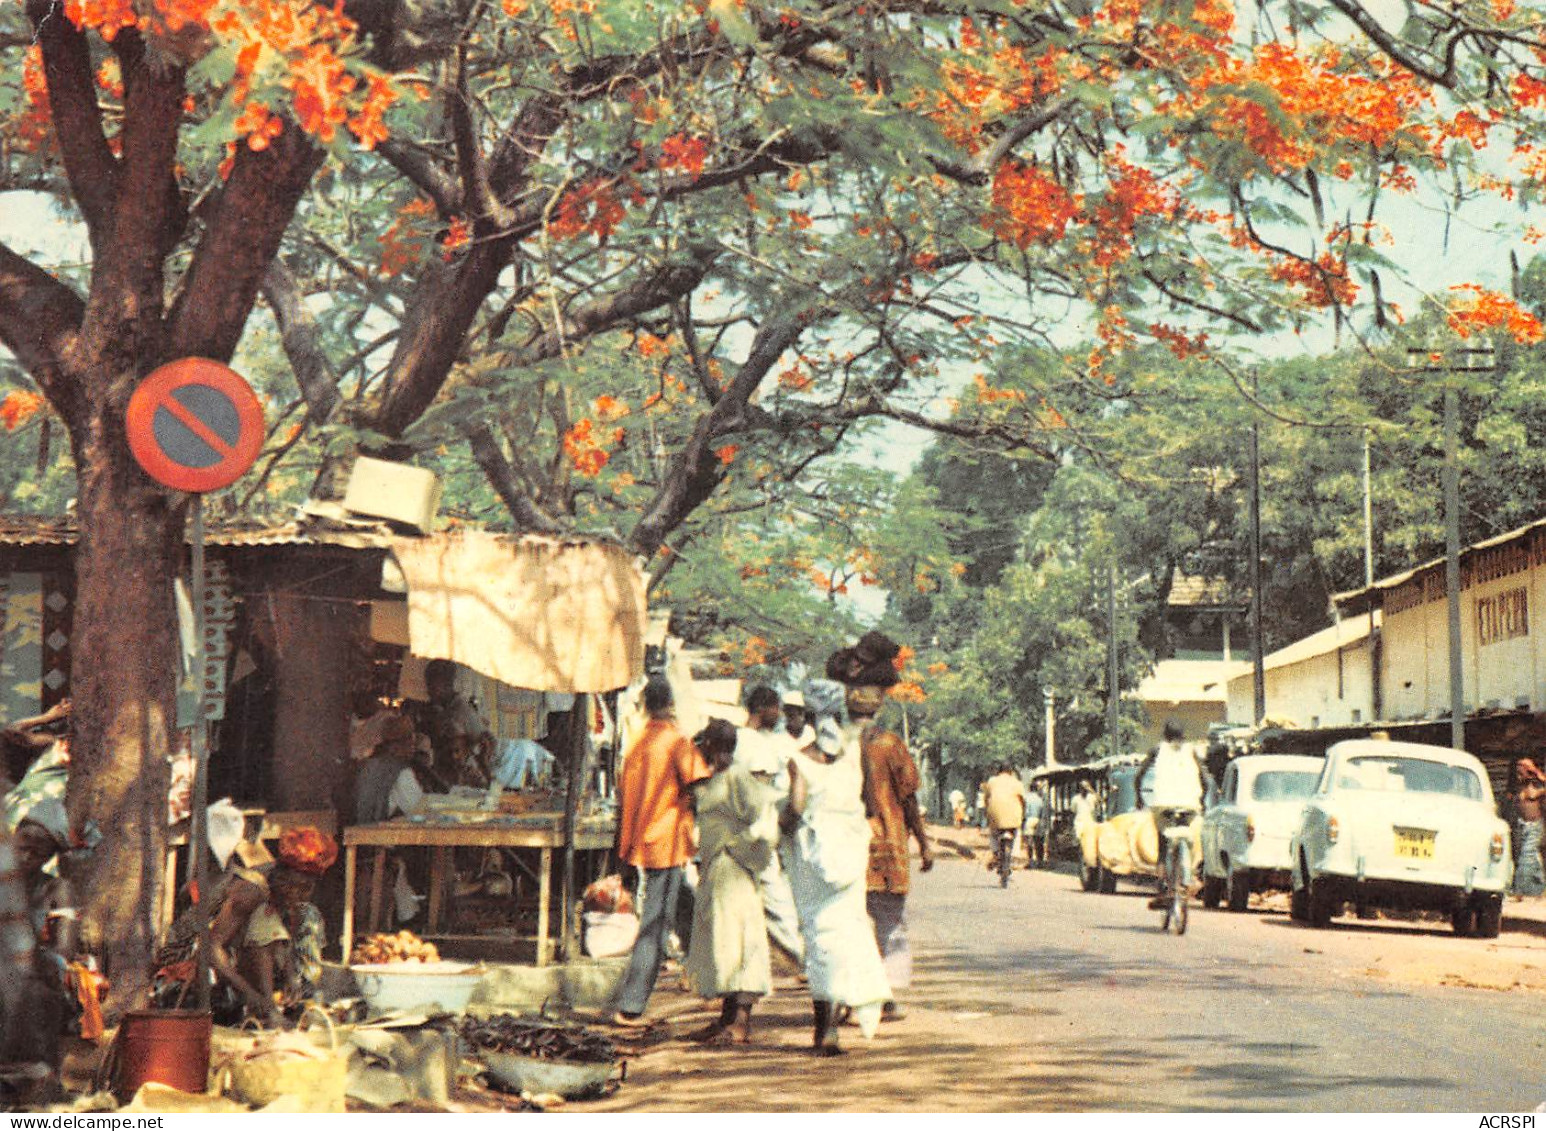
[341,815,615,966]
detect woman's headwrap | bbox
[275,827,339,876]
[801,679,846,723]
[1518,758,1545,783]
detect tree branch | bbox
[260,258,340,424]
[467,422,565,535]
[376,140,463,216]
[28,0,119,249]
[168,126,323,362]
[0,241,85,415]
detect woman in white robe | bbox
[782,681,892,1055]
[684,720,775,1044]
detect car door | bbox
[1202,762,1237,878]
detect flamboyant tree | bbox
[7,0,1546,1001]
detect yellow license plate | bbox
[1393,827,1436,859]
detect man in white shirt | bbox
[737,685,804,964]
[1136,721,1210,909]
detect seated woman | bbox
[684,719,775,1046]
[152,827,338,1026]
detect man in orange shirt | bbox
[613,676,711,1025]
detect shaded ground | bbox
[575,824,1546,1112]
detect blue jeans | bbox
[615,865,685,1016]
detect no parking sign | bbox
[126,358,264,492]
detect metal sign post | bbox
[127,358,265,1015]
[187,495,211,1009]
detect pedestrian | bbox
[736,685,805,965]
[854,684,932,1020]
[1509,759,1546,898]
[782,689,812,746]
[684,720,775,1045]
[949,788,967,828]
[612,676,711,1026]
[1071,780,1097,840]
[1023,783,1048,868]
[782,680,892,1055]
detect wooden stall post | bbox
[560,695,591,962]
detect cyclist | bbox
[981,764,1026,884]
[1135,721,1211,910]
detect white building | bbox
[1333,516,1546,722]
[1223,613,1380,729]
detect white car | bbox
[1200,754,1323,911]
[1288,740,1512,936]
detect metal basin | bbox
[480,1050,618,1099]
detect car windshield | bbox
[1250,770,1319,802]
[1335,755,1483,800]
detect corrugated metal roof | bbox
[1332,514,1546,610]
[0,514,394,550]
[1222,611,1382,681]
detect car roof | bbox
[1325,739,1485,769]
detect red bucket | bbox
[114,1009,212,1101]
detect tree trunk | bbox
[66,408,182,1014]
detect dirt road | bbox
[578,829,1546,1112]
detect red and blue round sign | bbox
[126,358,265,493]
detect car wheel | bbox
[1307,876,1337,929]
[1098,865,1117,894]
[1450,906,1478,937]
[1079,859,1099,892]
[1201,874,1224,909]
[1289,862,1309,922]
[1475,897,1503,939]
[1226,862,1251,912]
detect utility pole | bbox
[1362,431,1375,590]
[1044,687,1057,768]
[1107,564,1120,760]
[1249,381,1266,724]
[1409,343,1494,751]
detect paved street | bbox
[585,834,1546,1113]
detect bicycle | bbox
[1155,807,1197,935]
[994,829,1017,887]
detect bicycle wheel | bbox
[1170,841,1190,935]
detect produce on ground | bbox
[459,1015,617,1064]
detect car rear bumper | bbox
[1311,871,1506,910]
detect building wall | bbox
[1226,643,1375,728]
[1377,537,1546,720]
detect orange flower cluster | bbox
[549,179,630,243]
[972,374,1027,404]
[1149,322,1210,358]
[990,162,1079,248]
[1446,285,1545,344]
[660,133,710,178]
[1175,43,1432,177]
[17,46,53,153]
[562,418,611,477]
[0,390,45,432]
[1266,253,1357,309]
